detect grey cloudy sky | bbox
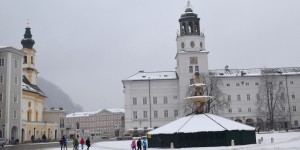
[1,0,299,111]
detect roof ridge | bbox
[204,113,227,130]
[176,114,195,133]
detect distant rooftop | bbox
[66,108,125,118]
[123,71,178,81]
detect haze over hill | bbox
[38,77,83,113]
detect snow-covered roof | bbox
[0,46,9,48]
[66,108,125,118]
[148,113,255,135]
[22,76,46,97]
[123,71,178,81]
[209,67,300,77]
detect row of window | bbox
[0,110,17,119]
[189,66,199,73]
[133,110,179,119]
[0,93,19,103]
[23,56,34,64]
[78,121,122,128]
[68,115,122,122]
[0,58,19,68]
[226,81,295,87]
[228,106,297,113]
[0,75,19,85]
[227,93,296,101]
[132,96,177,105]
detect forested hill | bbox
[38,77,83,113]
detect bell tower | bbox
[21,22,38,85]
[176,1,209,116]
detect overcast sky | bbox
[1,0,299,111]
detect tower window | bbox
[181,22,186,35]
[0,110,2,119]
[228,109,232,113]
[189,66,193,73]
[188,22,193,34]
[248,108,251,112]
[195,66,199,72]
[24,56,27,64]
[31,56,34,64]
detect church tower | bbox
[176,1,209,116]
[21,23,38,85]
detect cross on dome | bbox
[185,0,194,13]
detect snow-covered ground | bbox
[44,131,300,150]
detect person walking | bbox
[137,138,142,150]
[131,139,136,150]
[142,139,147,150]
[59,137,64,150]
[63,136,67,149]
[80,137,85,150]
[73,138,79,150]
[85,137,91,150]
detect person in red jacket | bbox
[80,137,85,150]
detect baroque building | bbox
[0,24,66,143]
[123,2,300,131]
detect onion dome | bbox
[21,27,35,49]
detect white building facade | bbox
[123,3,300,131]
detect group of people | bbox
[131,138,147,150]
[59,136,91,150]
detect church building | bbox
[0,24,66,143]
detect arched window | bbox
[195,22,199,34]
[24,56,27,64]
[35,111,39,121]
[27,109,32,121]
[189,22,193,34]
[181,23,186,35]
[31,56,34,64]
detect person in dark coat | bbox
[85,137,91,150]
[62,136,67,149]
[137,138,142,150]
[59,138,64,150]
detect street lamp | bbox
[2,125,5,138]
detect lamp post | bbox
[2,125,4,139]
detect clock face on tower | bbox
[190,41,195,48]
[181,42,185,49]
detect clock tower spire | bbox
[176,1,209,116]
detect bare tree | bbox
[183,73,229,115]
[257,71,286,130]
[203,74,229,114]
